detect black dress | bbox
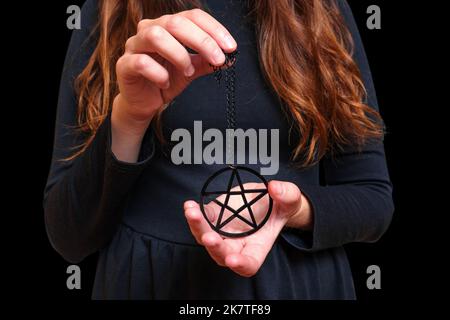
[44,0,394,299]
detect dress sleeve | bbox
[280,0,394,251]
[43,0,155,263]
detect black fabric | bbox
[44,0,394,299]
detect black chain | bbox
[211,51,239,130]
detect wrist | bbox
[111,95,154,163]
[112,95,154,137]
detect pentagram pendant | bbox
[200,166,273,238]
[200,51,272,238]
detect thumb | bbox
[268,180,302,216]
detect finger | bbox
[184,200,200,211]
[116,53,170,89]
[225,253,260,278]
[202,232,234,267]
[156,14,226,66]
[188,54,217,80]
[184,200,216,224]
[184,201,213,244]
[179,9,237,52]
[268,181,302,216]
[126,26,195,77]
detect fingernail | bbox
[223,34,237,49]
[213,48,225,64]
[185,201,195,208]
[185,64,195,77]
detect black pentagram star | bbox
[200,166,273,238]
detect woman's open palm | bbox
[184,180,305,277]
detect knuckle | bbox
[137,19,151,32]
[166,14,185,31]
[214,25,226,37]
[143,25,165,42]
[124,37,134,52]
[158,14,170,22]
[134,55,148,71]
[200,35,214,48]
[189,8,204,18]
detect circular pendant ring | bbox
[200,166,273,238]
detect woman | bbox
[44,0,394,299]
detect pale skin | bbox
[111,8,313,277]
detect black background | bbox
[5,0,431,309]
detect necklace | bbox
[199,51,273,238]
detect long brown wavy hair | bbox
[74,0,383,165]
